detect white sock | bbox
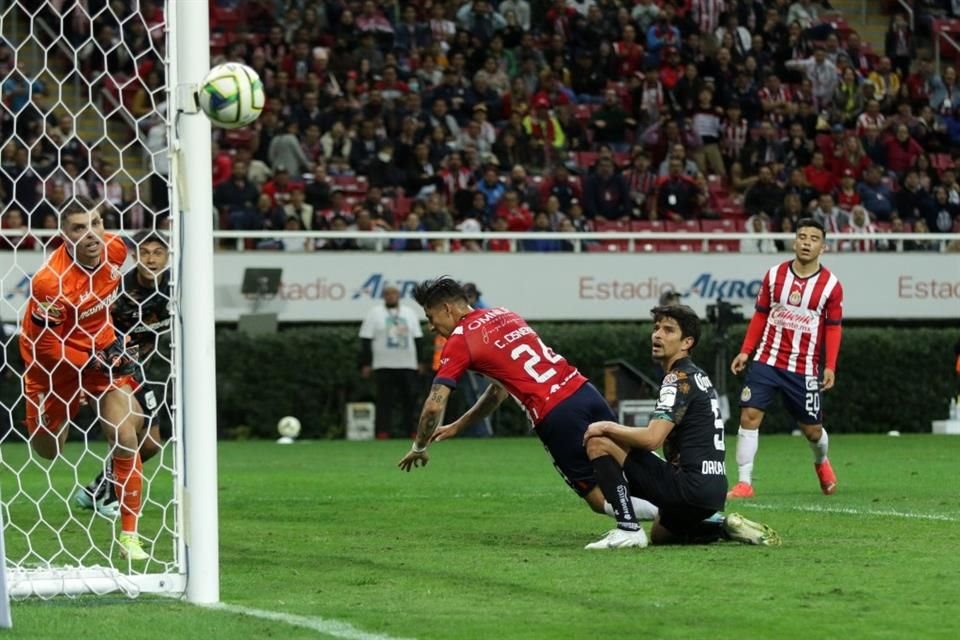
[809,428,829,464]
[604,497,658,521]
[736,427,759,485]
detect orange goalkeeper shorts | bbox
[23,364,140,436]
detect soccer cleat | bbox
[72,487,120,518]
[727,482,755,499]
[723,513,781,546]
[584,527,649,550]
[117,533,149,561]
[815,459,838,495]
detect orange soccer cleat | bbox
[727,482,755,499]
[815,460,838,495]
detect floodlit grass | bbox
[4,435,960,639]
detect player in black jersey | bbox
[74,231,172,515]
[583,304,781,549]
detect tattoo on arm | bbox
[416,384,448,445]
[466,384,505,421]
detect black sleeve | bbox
[359,338,372,368]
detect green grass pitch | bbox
[3,435,960,639]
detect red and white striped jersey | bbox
[752,261,844,376]
[691,0,725,35]
[757,85,792,126]
[721,117,748,159]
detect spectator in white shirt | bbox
[786,47,839,107]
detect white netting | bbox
[0,1,181,597]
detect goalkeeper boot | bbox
[584,527,648,550]
[815,459,837,495]
[118,533,149,561]
[723,513,781,546]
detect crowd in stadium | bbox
[3,1,960,252]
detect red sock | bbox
[113,453,142,534]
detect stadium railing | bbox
[209,230,960,253]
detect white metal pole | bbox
[173,0,220,604]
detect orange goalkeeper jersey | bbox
[19,233,127,375]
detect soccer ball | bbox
[277,416,302,439]
[197,62,264,129]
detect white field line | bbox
[203,602,416,640]
[742,502,960,522]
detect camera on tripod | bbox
[705,298,745,336]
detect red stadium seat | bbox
[634,241,658,252]
[588,240,629,252]
[594,220,629,232]
[701,219,737,233]
[575,151,599,169]
[630,220,666,232]
[664,220,700,232]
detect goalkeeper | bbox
[74,231,172,526]
[20,200,148,561]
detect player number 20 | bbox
[511,339,562,384]
[805,391,820,415]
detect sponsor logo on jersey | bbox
[78,291,118,320]
[657,385,677,409]
[768,304,818,333]
[740,386,752,402]
[33,297,65,322]
[662,373,679,385]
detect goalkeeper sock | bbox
[592,455,639,531]
[113,453,142,534]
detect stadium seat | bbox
[635,241,658,252]
[588,240,629,252]
[701,219,737,233]
[576,151,599,169]
[664,219,700,232]
[719,205,746,219]
[630,220,666,232]
[594,220,629,232]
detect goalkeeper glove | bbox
[90,338,139,377]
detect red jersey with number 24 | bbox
[434,307,587,425]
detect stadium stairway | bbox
[10,10,148,204]
[830,0,891,52]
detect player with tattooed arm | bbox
[397,277,657,546]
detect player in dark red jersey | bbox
[398,277,656,544]
[582,304,780,547]
[728,218,843,499]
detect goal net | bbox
[0,1,195,598]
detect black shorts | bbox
[741,361,822,424]
[135,378,172,440]
[535,382,616,498]
[624,450,726,536]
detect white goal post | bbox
[0,0,218,603]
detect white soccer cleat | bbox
[723,513,782,546]
[584,527,649,550]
